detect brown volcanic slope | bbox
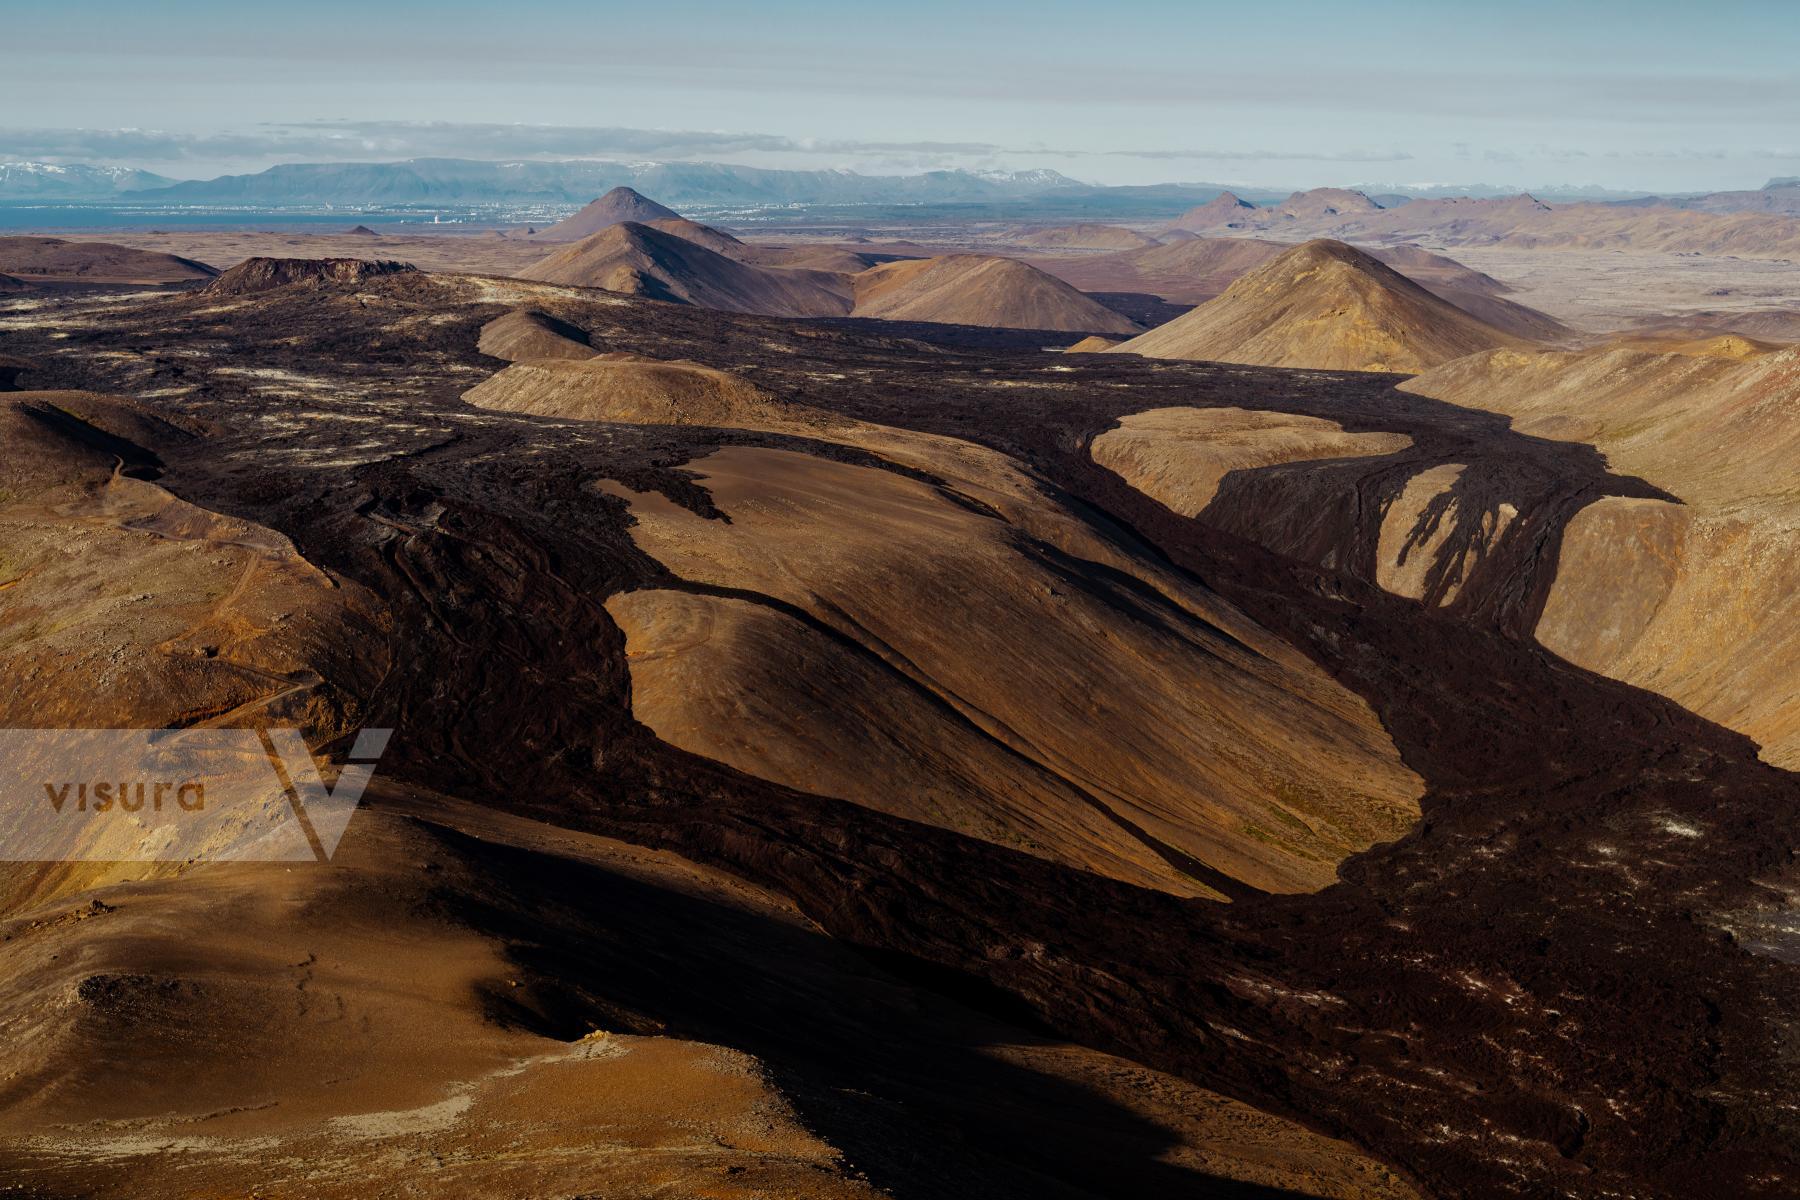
[468,352,1421,898]
[0,236,217,285]
[475,307,597,361]
[1012,223,1162,251]
[535,185,681,241]
[2,275,1798,1199]
[519,221,851,317]
[1364,244,1570,342]
[644,216,746,256]
[0,391,387,906]
[850,254,1140,334]
[1035,237,1569,343]
[1116,239,1526,371]
[1404,342,1800,768]
[466,353,787,427]
[0,796,902,1200]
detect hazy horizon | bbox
[5,0,1796,194]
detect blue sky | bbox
[3,0,1796,190]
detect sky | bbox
[3,0,1797,192]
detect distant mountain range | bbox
[1350,181,1666,203]
[3,157,1797,222]
[136,160,1115,206]
[0,162,177,199]
[0,158,1269,212]
[1605,178,1800,217]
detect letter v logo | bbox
[259,728,392,861]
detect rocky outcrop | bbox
[204,257,418,296]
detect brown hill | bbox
[518,222,851,318]
[1012,224,1162,251]
[1164,190,1261,233]
[204,257,418,296]
[0,236,217,284]
[850,255,1140,334]
[465,353,786,426]
[1115,239,1526,372]
[537,186,681,241]
[1034,236,1567,343]
[476,309,597,362]
[1063,336,1121,352]
[519,231,1132,333]
[1271,187,1385,221]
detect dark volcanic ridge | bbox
[203,256,420,296]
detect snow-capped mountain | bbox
[0,162,180,199]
